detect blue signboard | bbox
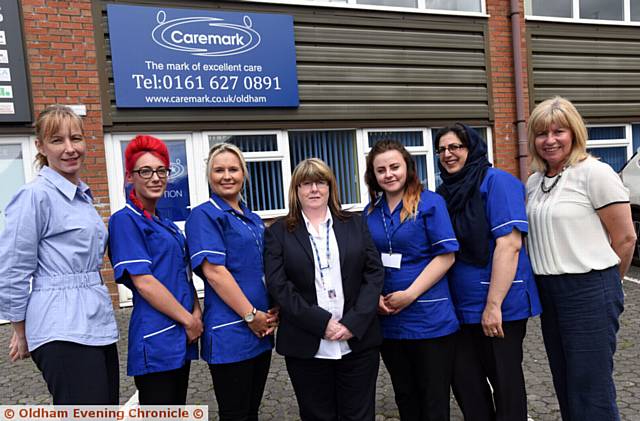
[107,4,299,108]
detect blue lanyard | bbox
[380,209,394,255]
[308,220,331,285]
[230,211,263,267]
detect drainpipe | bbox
[510,0,529,182]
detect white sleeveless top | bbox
[526,157,629,275]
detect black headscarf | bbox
[436,124,492,267]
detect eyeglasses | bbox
[132,166,171,179]
[435,144,466,155]
[299,180,329,190]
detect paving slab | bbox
[2,271,639,420]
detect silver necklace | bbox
[540,167,566,194]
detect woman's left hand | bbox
[383,290,417,314]
[327,322,353,341]
[481,304,504,338]
[264,307,280,336]
[9,331,29,362]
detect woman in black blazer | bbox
[265,158,384,421]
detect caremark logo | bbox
[151,10,261,57]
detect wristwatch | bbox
[244,307,257,323]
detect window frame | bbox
[202,129,292,219]
[243,0,487,17]
[585,123,634,169]
[526,0,640,26]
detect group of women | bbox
[0,96,635,421]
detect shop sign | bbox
[0,0,31,122]
[107,4,299,108]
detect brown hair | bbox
[34,105,84,169]
[528,96,590,173]
[285,158,349,232]
[365,140,423,222]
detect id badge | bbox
[381,252,402,269]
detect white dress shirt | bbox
[302,210,351,359]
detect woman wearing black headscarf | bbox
[436,124,541,421]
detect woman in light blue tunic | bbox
[364,139,459,421]
[185,142,276,421]
[0,105,119,404]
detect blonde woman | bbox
[185,142,276,421]
[0,105,118,403]
[527,96,636,421]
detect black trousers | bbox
[452,319,528,421]
[208,350,272,421]
[285,347,380,421]
[380,334,456,421]
[134,362,191,405]
[31,341,119,405]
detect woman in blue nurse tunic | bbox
[436,123,541,421]
[364,139,460,421]
[108,135,202,405]
[185,142,276,421]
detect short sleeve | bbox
[485,170,529,239]
[108,212,153,286]
[0,187,46,321]
[587,159,629,210]
[423,192,459,255]
[185,206,227,277]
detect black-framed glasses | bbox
[435,144,466,155]
[132,166,171,179]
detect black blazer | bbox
[264,212,384,359]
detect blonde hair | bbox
[528,96,589,173]
[206,142,249,193]
[286,158,348,231]
[34,105,84,169]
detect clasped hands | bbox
[324,319,353,341]
[377,290,417,315]
[247,307,279,338]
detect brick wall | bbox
[20,0,118,305]
[486,0,530,179]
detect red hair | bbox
[124,135,170,176]
[124,135,170,219]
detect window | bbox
[363,129,436,191]
[251,0,485,15]
[527,0,639,23]
[0,137,36,231]
[586,125,633,172]
[105,127,492,220]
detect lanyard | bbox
[230,211,263,267]
[308,220,331,285]
[380,208,394,255]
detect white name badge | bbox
[381,252,402,269]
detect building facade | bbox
[1,0,639,305]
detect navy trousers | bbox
[536,266,623,421]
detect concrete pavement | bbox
[2,271,640,420]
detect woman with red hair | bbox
[108,135,202,404]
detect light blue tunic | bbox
[0,166,118,351]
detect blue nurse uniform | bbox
[185,194,272,365]
[448,168,541,323]
[365,190,460,340]
[108,200,198,377]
